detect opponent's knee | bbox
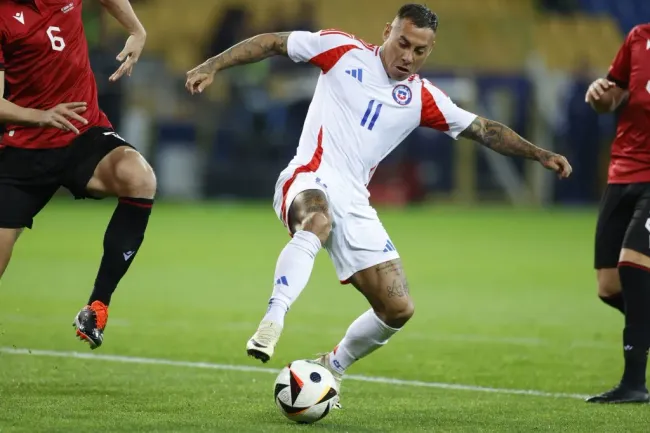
[113,152,157,198]
[377,297,414,328]
[0,228,22,247]
[302,212,332,244]
[597,268,621,297]
[0,228,21,279]
[619,248,650,268]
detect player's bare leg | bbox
[315,259,413,407]
[0,228,22,281]
[588,248,650,404]
[73,146,156,349]
[247,189,331,363]
[597,268,624,314]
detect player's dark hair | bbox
[397,4,439,32]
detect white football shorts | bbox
[272,170,400,282]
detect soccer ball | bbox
[274,359,339,424]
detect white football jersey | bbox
[283,29,477,202]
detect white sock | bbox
[262,230,321,327]
[328,309,400,374]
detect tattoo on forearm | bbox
[459,117,543,160]
[204,32,290,73]
[387,278,409,298]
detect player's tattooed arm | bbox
[186,33,291,94]
[459,117,542,160]
[459,116,573,178]
[203,32,291,73]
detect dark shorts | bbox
[594,183,650,269]
[0,127,135,229]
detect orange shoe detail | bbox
[88,300,109,330]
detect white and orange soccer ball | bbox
[273,360,339,424]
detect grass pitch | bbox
[0,201,648,432]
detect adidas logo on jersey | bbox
[61,3,75,14]
[345,68,363,82]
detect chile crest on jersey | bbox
[392,84,412,106]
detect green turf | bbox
[0,201,648,432]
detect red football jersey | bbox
[0,0,110,149]
[607,23,650,183]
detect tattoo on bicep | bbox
[206,32,292,72]
[459,117,484,141]
[274,32,291,55]
[459,117,504,148]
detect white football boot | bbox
[246,320,283,363]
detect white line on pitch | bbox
[0,347,589,400]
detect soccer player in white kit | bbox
[186,4,572,406]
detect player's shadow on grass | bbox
[267,418,380,432]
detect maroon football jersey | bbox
[0,0,110,149]
[607,23,650,184]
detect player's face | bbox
[381,18,435,81]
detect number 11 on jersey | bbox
[361,100,383,131]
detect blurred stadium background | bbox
[85,0,645,207]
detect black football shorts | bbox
[0,127,134,229]
[594,183,650,269]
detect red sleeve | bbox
[287,30,362,73]
[607,27,636,88]
[420,81,477,139]
[0,29,5,70]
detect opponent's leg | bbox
[594,185,629,314]
[315,259,413,406]
[0,180,57,283]
[597,269,624,314]
[588,187,650,404]
[247,189,331,362]
[74,145,156,349]
[0,228,22,279]
[587,249,650,404]
[618,251,650,393]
